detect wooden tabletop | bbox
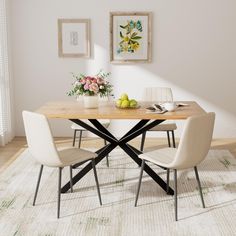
[36,101,206,120]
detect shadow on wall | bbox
[115,3,236,115]
[106,2,236,117]
[147,2,236,116]
[76,1,236,138]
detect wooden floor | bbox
[0,136,236,169]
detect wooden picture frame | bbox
[110,12,152,64]
[58,19,90,58]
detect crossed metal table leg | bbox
[61,119,174,195]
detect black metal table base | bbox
[61,119,174,195]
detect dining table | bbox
[36,100,206,195]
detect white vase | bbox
[83,95,99,109]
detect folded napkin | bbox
[146,104,167,114]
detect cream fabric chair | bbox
[71,119,110,166]
[141,87,177,151]
[135,112,215,221]
[23,111,102,218]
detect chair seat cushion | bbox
[139,148,177,168]
[71,119,110,130]
[58,148,97,167]
[149,123,177,131]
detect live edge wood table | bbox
[37,101,205,195]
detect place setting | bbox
[146,102,189,113]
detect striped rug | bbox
[0,148,236,236]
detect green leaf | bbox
[120,31,124,38]
[132,36,142,40]
[131,32,138,38]
[119,25,128,29]
[130,39,138,44]
[126,26,131,35]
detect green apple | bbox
[121,100,130,108]
[130,99,138,108]
[116,99,122,107]
[120,93,129,101]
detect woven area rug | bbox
[1,148,236,236]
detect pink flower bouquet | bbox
[68,70,113,97]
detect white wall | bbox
[9,0,236,138]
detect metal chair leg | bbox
[167,131,171,147]
[57,167,62,219]
[194,166,205,208]
[69,166,73,193]
[78,130,83,148]
[174,169,178,221]
[72,130,77,147]
[104,139,109,167]
[166,169,170,193]
[140,132,146,152]
[171,130,176,148]
[92,159,102,205]
[135,159,145,207]
[33,165,44,206]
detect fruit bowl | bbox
[115,104,140,109]
[115,93,139,109]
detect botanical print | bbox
[117,20,143,54]
[110,12,151,63]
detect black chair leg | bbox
[92,159,102,205]
[104,139,109,167]
[72,130,77,147]
[69,165,73,193]
[57,167,62,219]
[171,130,176,148]
[140,132,146,152]
[135,159,145,207]
[174,169,178,221]
[167,131,171,147]
[33,165,44,206]
[166,169,170,193]
[78,130,83,148]
[194,166,205,208]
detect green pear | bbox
[120,93,129,101]
[130,99,138,108]
[121,100,130,108]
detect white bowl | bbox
[163,102,177,111]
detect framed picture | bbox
[110,12,152,63]
[58,19,90,58]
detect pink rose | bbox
[89,83,99,93]
[92,78,97,83]
[96,77,104,85]
[80,79,86,84]
[85,79,91,85]
[84,83,89,90]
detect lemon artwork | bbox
[116,93,138,109]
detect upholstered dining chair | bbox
[141,87,177,151]
[135,112,215,221]
[71,119,110,167]
[23,111,102,218]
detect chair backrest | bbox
[22,111,63,167]
[172,112,215,169]
[142,87,173,103]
